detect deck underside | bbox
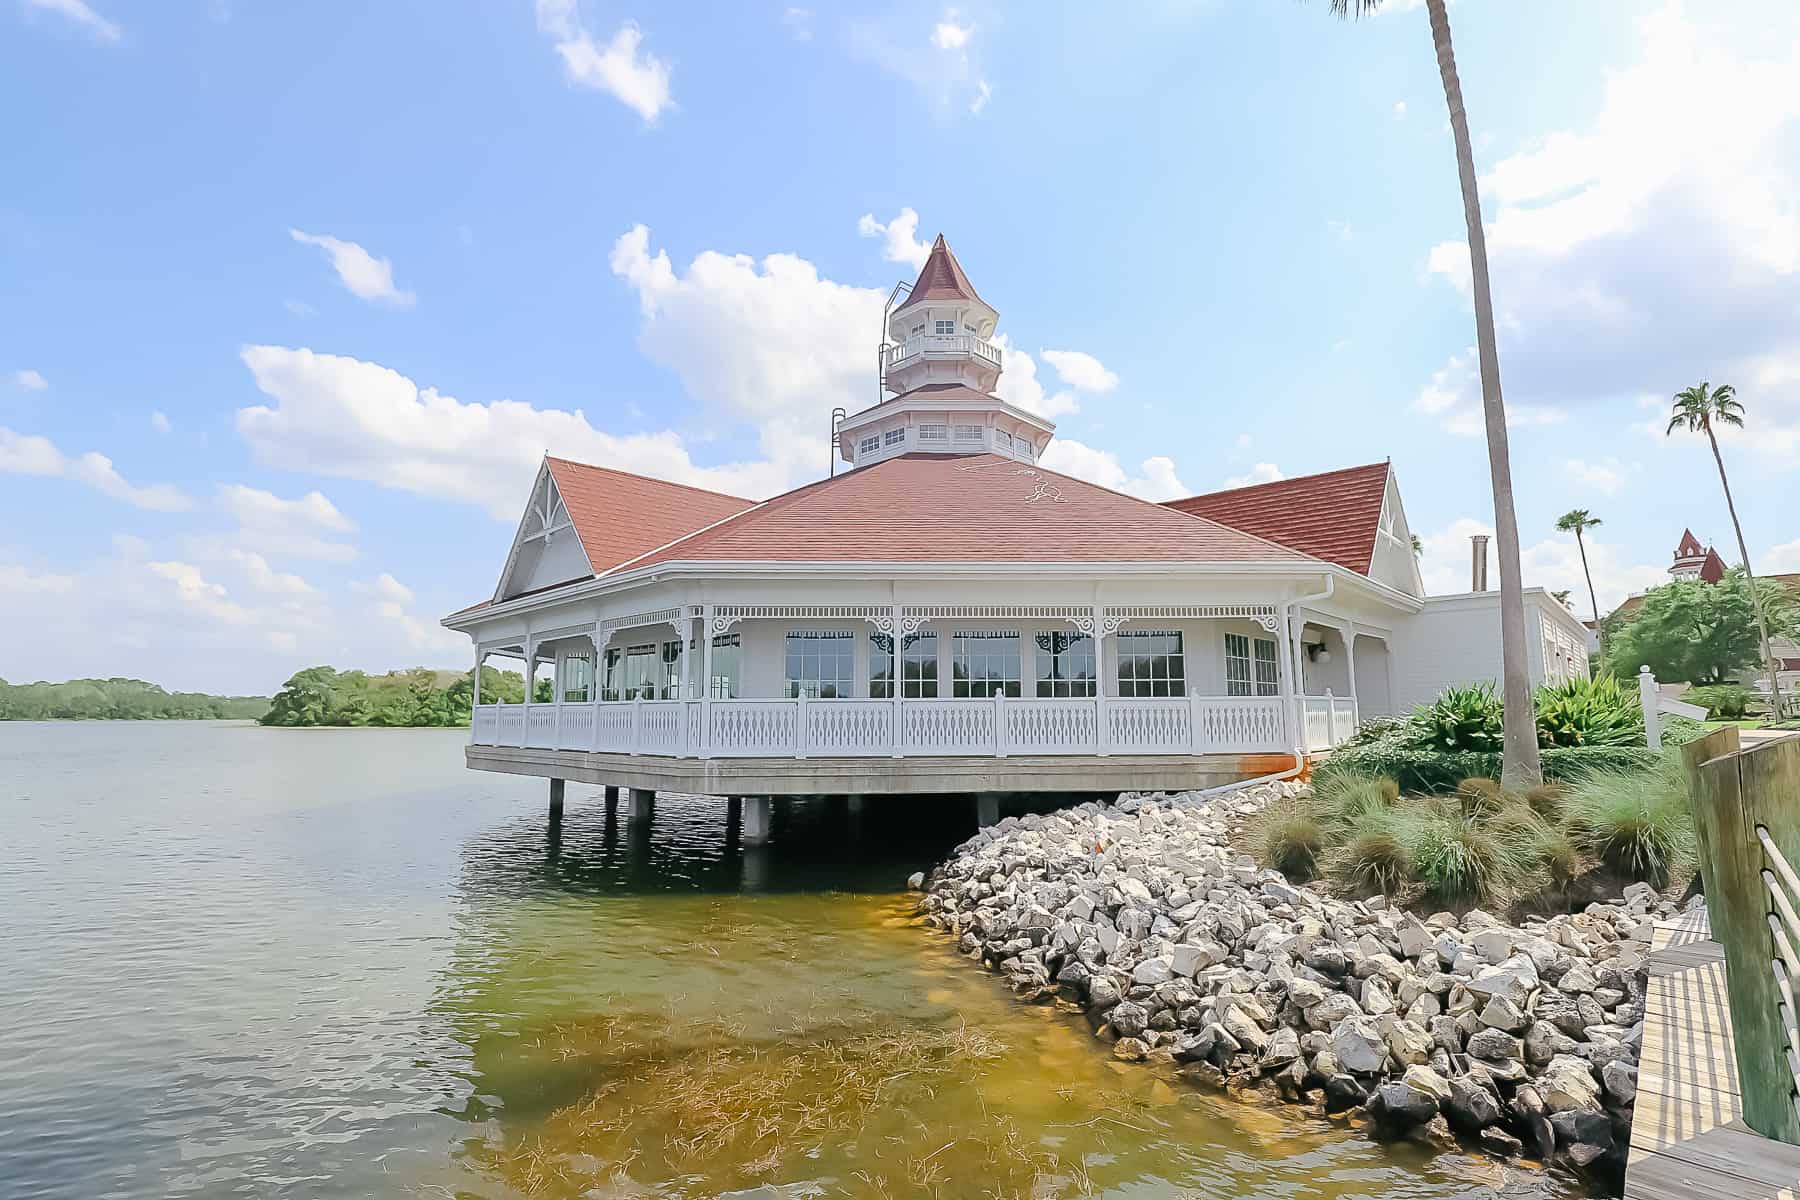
[465,744,1302,796]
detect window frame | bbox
[869,632,895,699]
[1034,631,1096,698]
[883,427,906,447]
[783,630,855,699]
[709,632,740,699]
[934,319,955,335]
[1224,632,1280,698]
[901,632,938,699]
[1117,629,1185,698]
[953,630,1023,698]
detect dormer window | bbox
[858,434,879,456]
[935,320,954,335]
[884,427,906,447]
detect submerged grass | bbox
[472,1009,1109,1199]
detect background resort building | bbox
[443,237,1590,807]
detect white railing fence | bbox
[1299,692,1360,752]
[473,691,1316,759]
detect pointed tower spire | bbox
[895,234,988,312]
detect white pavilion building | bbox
[444,236,1588,832]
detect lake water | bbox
[0,721,1590,1199]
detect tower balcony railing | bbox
[883,333,1003,374]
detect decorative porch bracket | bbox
[1684,726,1800,1144]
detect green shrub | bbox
[1416,683,1505,752]
[1318,735,1661,795]
[1454,776,1504,819]
[1312,770,1399,832]
[1535,675,1643,748]
[1262,800,1326,881]
[1519,783,1565,820]
[1560,757,1695,884]
[1343,714,1413,748]
[1684,684,1755,720]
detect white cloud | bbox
[148,560,253,626]
[236,344,785,520]
[991,337,1078,421]
[1420,3,1800,466]
[217,483,357,562]
[931,12,971,51]
[1327,219,1355,242]
[150,410,172,434]
[14,369,47,391]
[1393,100,1407,120]
[1040,438,1187,502]
[857,207,931,271]
[1224,462,1285,488]
[226,549,316,596]
[1764,537,1800,575]
[1562,456,1631,495]
[289,229,413,307]
[970,79,991,115]
[536,3,672,123]
[1041,349,1119,394]
[357,572,465,655]
[782,8,813,40]
[1411,347,1567,436]
[1417,515,1667,614]
[24,0,120,43]
[0,564,74,594]
[0,426,191,511]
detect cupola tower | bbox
[834,235,1054,470]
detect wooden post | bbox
[1685,726,1800,1145]
[548,778,565,821]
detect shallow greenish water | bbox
[0,722,1591,1198]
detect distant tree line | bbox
[1600,570,1798,687]
[259,665,534,727]
[0,677,268,721]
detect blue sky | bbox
[5,0,1800,694]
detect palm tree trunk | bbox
[1576,528,1599,625]
[1427,0,1543,787]
[1705,420,1785,714]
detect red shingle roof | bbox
[894,235,989,313]
[545,457,756,576]
[621,453,1317,571]
[1163,462,1392,574]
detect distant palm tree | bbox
[1667,382,1784,713]
[1555,509,1603,624]
[1329,0,1541,786]
[1411,534,1422,557]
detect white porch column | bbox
[521,637,538,747]
[472,645,482,707]
[1279,609,1301,751]
[1342,622,1359,705]
[1092,603,1110,757]
[700,604,715,759]
[891,603,904,758]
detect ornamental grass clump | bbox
[1328,815,1414,897]
[1408,807,1518,906]
[1261,799,1326,881]
[1560,757,1696,884]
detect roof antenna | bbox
[878,280,912,404]
[829,407,846,477]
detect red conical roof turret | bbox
[895,234,988,311]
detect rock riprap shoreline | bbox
[914,781,1683,1175]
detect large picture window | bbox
[870,632,894,699]
[954,631,1022,698]
[560,652,593,702]
[1117,630,1184,697]
[659,640,683,699]
[603,644,658,700]
[1034,632,1095,697]
[709,633,740,699]
[902,632,938,698]
[785,631,853,698]
[1225,633,1281,697]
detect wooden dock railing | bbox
[1684,726,1800,1145]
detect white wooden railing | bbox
[471,693,1297,758]
[883,333,1003,373]
[1300,692,1360,752]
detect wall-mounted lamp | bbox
[1306,642,1332,664]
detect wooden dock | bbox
[1626,907,1800,1198]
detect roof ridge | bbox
[545,455,757,505]
[1011,455,1331,565]
[1172,460,1390,505]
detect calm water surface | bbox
[0,722,1590,1199]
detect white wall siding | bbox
[1388,588,1589,712]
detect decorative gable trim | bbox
[491,458,595,604]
